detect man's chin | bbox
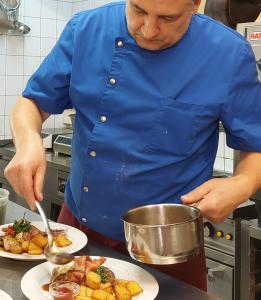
[136,40,164,51]
[134,37,171,51]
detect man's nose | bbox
[141,16,159,40]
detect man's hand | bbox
[181,176,253,223]
[4,137,46,210]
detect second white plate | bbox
[0,221,88,261]
[0,289,13,300]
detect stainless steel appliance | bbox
[41,128,72,149]
[53,134,72,156]
[204,201,257,300]
[240,219,261,300]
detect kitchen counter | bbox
[0,140,71,172]
[0,201,217,300]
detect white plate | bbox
[21,256,159,300]
[0,290,13,300]
[0,221,87,261]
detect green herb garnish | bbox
[13,216,31,234]
[93,266,109,283]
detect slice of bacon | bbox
[86,256,106,273]
[66,270,85,284]
[74,256,87,272]
[29,225,40,238]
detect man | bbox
[4,0,261,291]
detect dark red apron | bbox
[57,202,207,291]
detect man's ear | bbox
[193,0,202,13]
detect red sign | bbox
[249,32,261,41]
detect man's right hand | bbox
[4,137,46,210]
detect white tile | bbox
[0,116,4,135]
[0,76,6,95]
[4,116,11,137]
[23,75,31,89]
[24,56,41,76]
[23,17,41,37]
[40,56,46,63]
[214,156,225,172]
[19,0,25,17]
[224,145,234,159]
[0,55,5,75]
[57,20,67,38]
[24,0,42,18]
[54,114,65,128]
[6,56,24,76]
[57,1,73,20]
[5,95,17,115]
[217,132,225,157]
[0,35,7,55]
[73,2,84,14]
[43,115,55,129]
[0,96,5,115]
[225,159,234,174]
[5,76,24,95]
[24,37,41,56]
[6,35,24,55]
[40,37,56,56]
[94,0,111,8]
[41,0,58,19]
[83,0,95,10]
[41,19,57,38]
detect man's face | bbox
[126,0,201,51]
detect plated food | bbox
[21,256,159,300]
[0,220,88,261]
[0,217,71,255]
[47,255,143,299]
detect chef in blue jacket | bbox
[4,0,261,291]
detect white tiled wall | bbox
[0,0,73,138]
[0,0,234,173]
[0,0,109,139]
[214,132,234,174]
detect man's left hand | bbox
[181,176,252,223]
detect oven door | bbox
[206,258,234,300]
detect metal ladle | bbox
[35,201,74,265]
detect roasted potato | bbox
[106,294,116,300]
[101,282,113,294]
[91,289,110,300]
[31,234,48,248]
[54,234,72,247]
[10,244,23,254]
[28,241,43,255]
[21,240,29,252]
[114,279,128,287]
[75,296,92,300]
[126,281,143,296]
[79,285,93,297]
[86,271,101,290]
[114,285,132,300]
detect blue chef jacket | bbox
[23,2,261,241]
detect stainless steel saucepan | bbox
[122,203,202,265]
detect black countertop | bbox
[0,202,217,300]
